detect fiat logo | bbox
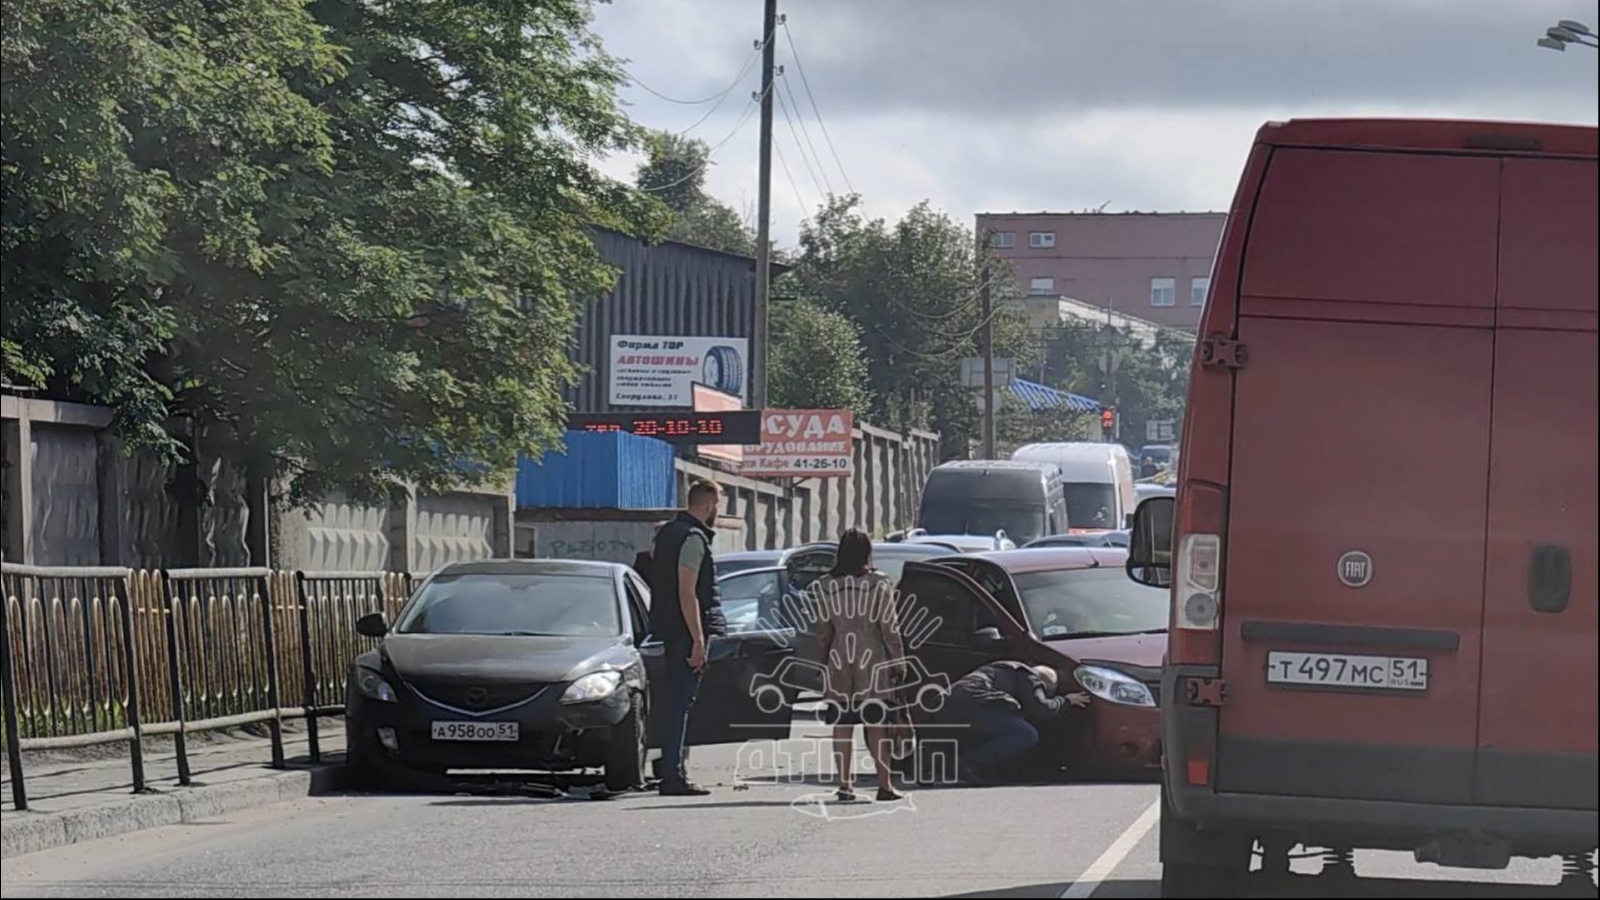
[1337,551,1373,589]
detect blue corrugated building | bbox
[518,431,676,510]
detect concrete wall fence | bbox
[2,395,512,572]
[516,422,941,564]
[5,394,936,572]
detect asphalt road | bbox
[2,724,1591,899]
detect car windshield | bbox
[1063,483,1118,530]
[394,573,620,637]
[1014,568,1168,639]
[919,503,1047,544]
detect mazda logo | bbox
[464,687,489,708]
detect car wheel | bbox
[604,696,648,792]
[917,685,946,714]
[817,698,844,727]
[1159,861,1241,898]
[859,699,888,726]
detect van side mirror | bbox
[1127,496,1175,588]
[356,612,388,638]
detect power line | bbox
[669,27,776,135]
[777,70,833,195]
[773,140,810,214]
[672,54,758,135]
[622,34,765,107]
[775,88,829,199]
[782,20,855,194]
[637,83,770,195]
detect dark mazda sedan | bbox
[344,559,793,790]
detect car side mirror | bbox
[356,612,388,638]
[1125,512,1137,530]
[973,626,1005,645]
[1127,496,1175,588]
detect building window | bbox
[1190,276,1211,307]
[1150,277,1176,307]
[1028,277,1055,296]
[1028,231,1056,249]
[992,231,1016,249]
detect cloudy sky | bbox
[589,0,1599,246]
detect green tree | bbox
[3,0,664,502]
[1036,320,1193,450]
[786,195,1033,454]
[768,300,872,413]
[634,130,754,256]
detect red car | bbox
[896,547,1166,777]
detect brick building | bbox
[975,211,1226,330]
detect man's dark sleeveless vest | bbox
[650,511,726,647]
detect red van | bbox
[1127,119,1597,897]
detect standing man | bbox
[941,661,1090,785]
[649,481,727,796]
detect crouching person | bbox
[943,661,1089,786]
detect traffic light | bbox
[1101,407,1116,437]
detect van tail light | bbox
[1171,482,1227,666]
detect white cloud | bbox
[590,0,1600,246]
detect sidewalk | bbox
[1,721,347,859]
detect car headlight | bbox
[560,670,623,705]
[355,667,398,703]
[1074,665,1156,707]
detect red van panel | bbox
[1240,149,1500,311]
[1498,158,1599,317]
[1475,156,1599,810]
[1216,316,1493,805]
[1476,329,1598,809]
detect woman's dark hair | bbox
[830,528,873,577]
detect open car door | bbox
[895,561,1032,684]
[643,627,797,749]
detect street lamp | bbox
[1538,19,1598,51]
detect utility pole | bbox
[981,264,996,459]
[751,0,778,410]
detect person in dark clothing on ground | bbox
[649,482,726,797]
[943,661,1090,785]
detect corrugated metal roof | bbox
[1008,378,1102,413]
[517,430,676,510]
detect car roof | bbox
[932,459,1056,472]
[435,558,619,579]
[718,550,786,563]
[942,547,1129,574]
[876,542,956,555]
[909,533,1001,547]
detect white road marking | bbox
[1059,797,1161,898]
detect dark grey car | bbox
[344,559,795,791]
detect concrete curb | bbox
[1,765,346,860]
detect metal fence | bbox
[1,563,415,811]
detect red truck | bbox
[1126,119,1598,897]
